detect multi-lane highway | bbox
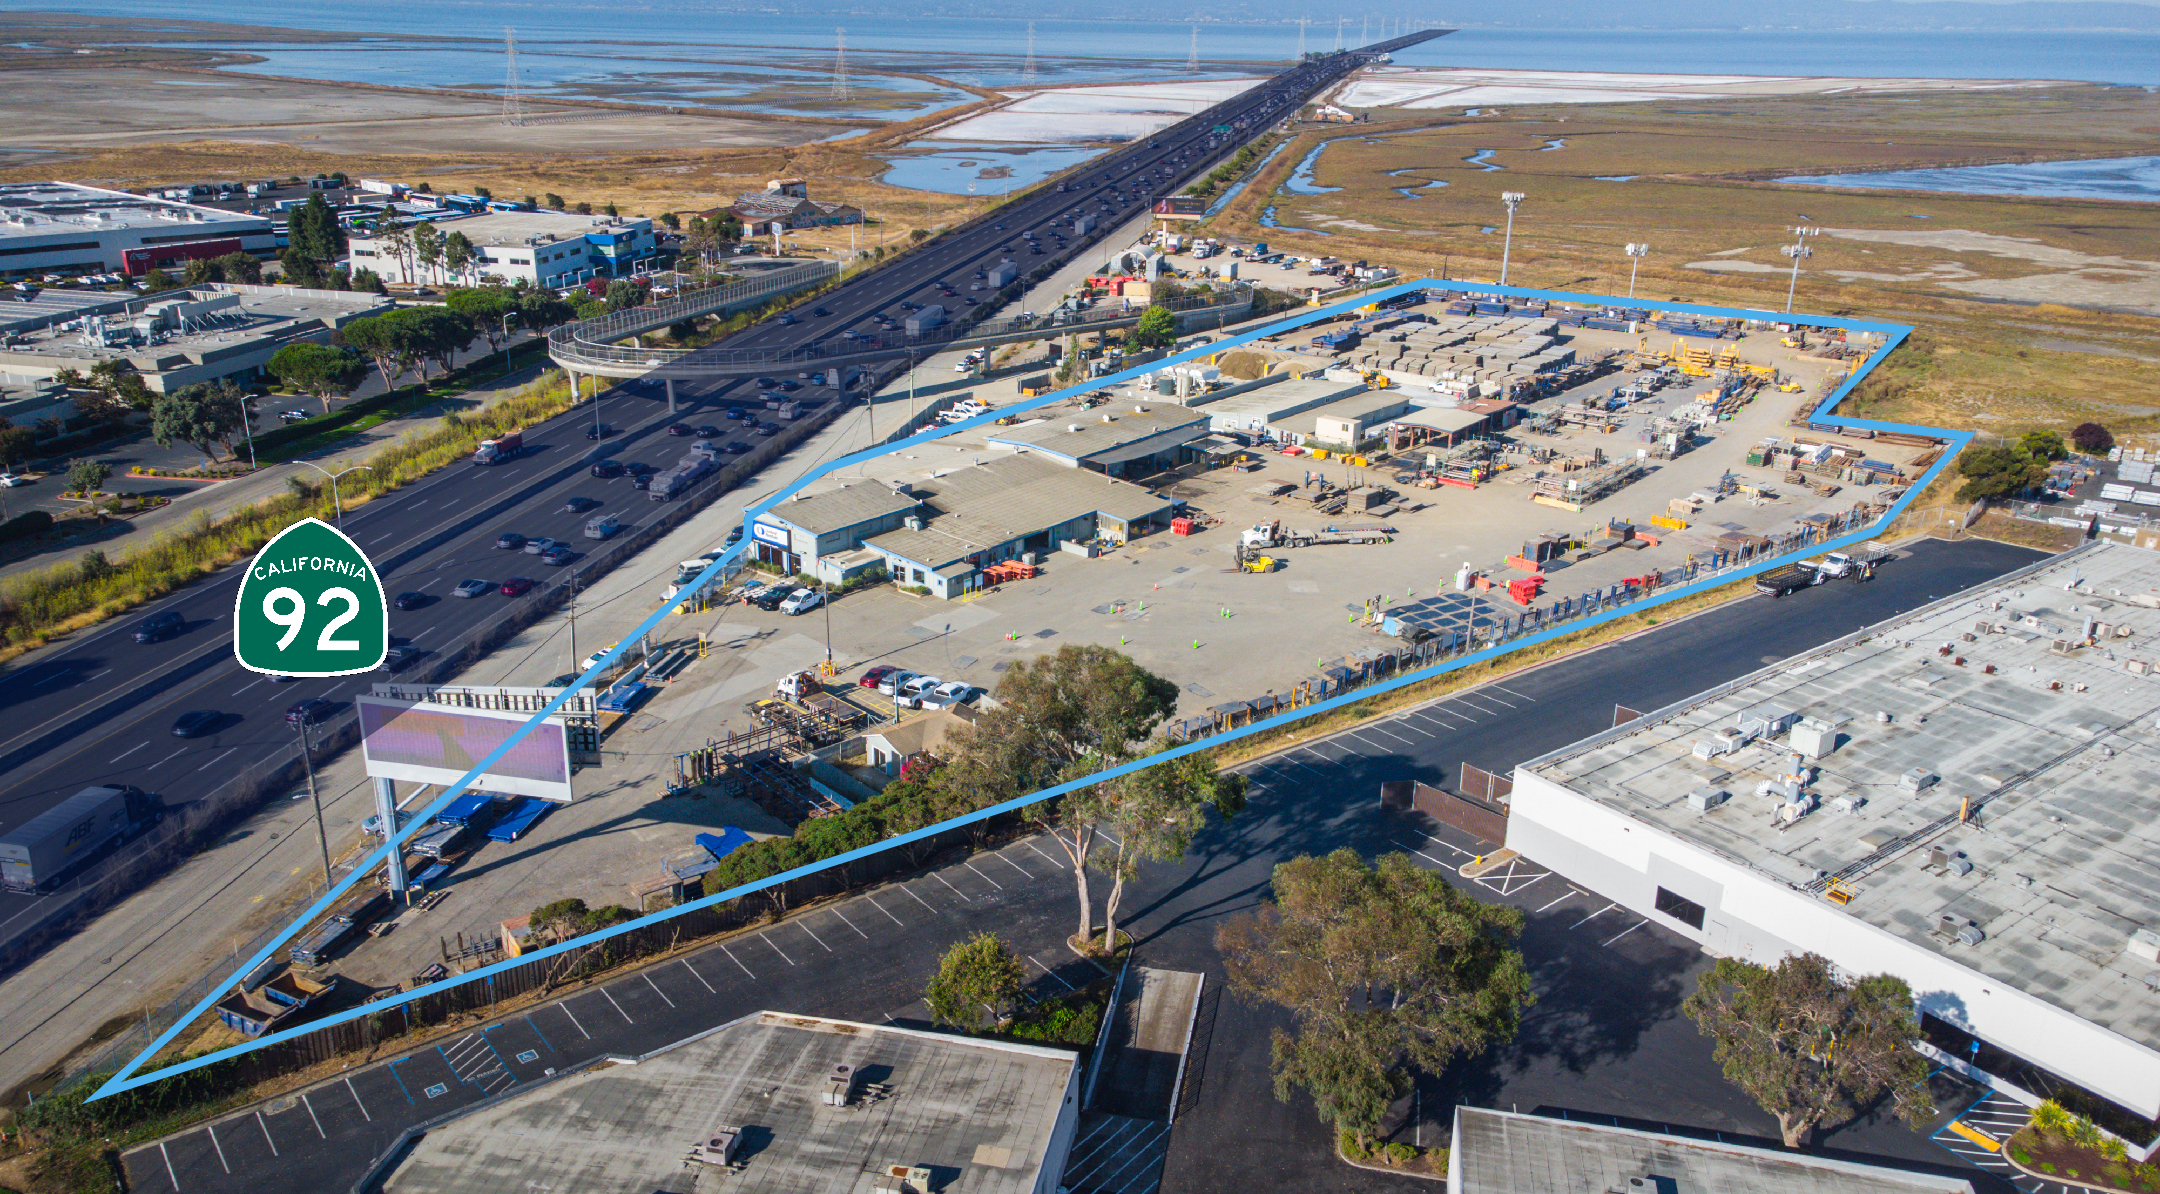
[0,33,1445,949]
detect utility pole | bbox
[1624,242,1649,299]
[567,570,579,679]
[297,719,333,892]
[1782,224,1819,314]
[1499,191,1526,285]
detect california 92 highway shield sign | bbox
[233,517,388,677]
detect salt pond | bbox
[1778,156,2160,203]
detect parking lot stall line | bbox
[991,852,1033,877]
[903,883,944,913]
[1031,956,1079,992]
[343,1075,371,1120]
[1534,891,1574,913]
[1569,902,1617,930]
[1489,683,1538,702]
[1023,842,1067,871]
[159,1141,181,1191]
[962,860,1005,890]
[385,1057,416,1103]
[205,1125,230,1173]
[679,957,718,992]
[761,934,797,966]
[797,921,834,952]
[1602,919,1648,947]
[598,987,634,1022]
[253,1111,278,1156]
[829,908,870,939]
[300,1093,325,1138]
[552,1001,591,1039]
[641,972,677,1008]
[716,942,757,977]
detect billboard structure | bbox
[357,695,575,802]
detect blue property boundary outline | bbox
[93,277,1957,1100]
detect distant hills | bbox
[862,0,2160,31]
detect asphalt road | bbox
[122,536,2045,1194]
[0,35,1430,944]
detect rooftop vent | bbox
[1624,1176,1679,1194]
[904,515,923,531]
[1685,787,1726,813]
[1899,768,1937,793]
[2128,928,2160,965]
[1934,914,1985,947]
[822,1062,858,1107]
[873,1164,934,1194]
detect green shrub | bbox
[1008,995,1103,1045]
[1338,1127,1369,1163]
[1383,1143,1415,1164]
[0,509,53,542]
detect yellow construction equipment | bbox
[1363,370,1393,389]
[1241,555,1279,573]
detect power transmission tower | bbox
[831,27,851,101]
[1297,17,1307,58]
[1187,25,1199,73]
[1362,14,1369,44]
[1335,16,1345,50]
[500,27,526,127]
[1023,22,1037,84]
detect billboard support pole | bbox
[375,777,408,901]
[298,720,333,892]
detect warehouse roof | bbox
[759,482,920,535]
[1390,404,1487,434]
[868,455,1172,568]
[1200,376,1365,421]
[987,404,1206,464]
[360,209,646,249]
[0,181,268,238]
[381,1011,1078,1194]
[1526,541,2160,1064]
[1452,1108,1972,1194]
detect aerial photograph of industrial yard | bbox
[0,0,2156,1191]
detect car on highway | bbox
[754,424,779,437]
[754,377,777,388]
[499,577,536,597]
[667,423,695,437]
[524,537,561,555]
[724,441,751,455]
[170,709,221,738]
[451,579,491,598]
[590,459,625,478]
[541,544,576,565]
[777,312,795,324]
[747,587,791,611]
[379,644,422,671]
[896,674,945,707]
[393,590,431,610]
[495,532,526,550]
[284,697,333,725]
[695,424,723,437]
[811,307,831,317]
[769,380,798,392]
[859,664,899,690]
[631,473,652,491]
[585,423,612,440]
[133,610,185,642]
[724,407,748,420]
[779,588,824,616]
[563,496,600,513]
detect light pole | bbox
[1498,191,1525,286]
[1624,242,1650,300]
[1782,224,1819,314]
[294,461,373,530]
[296,717,333,891]
[501,311,519,377]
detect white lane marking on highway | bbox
[234,676,264,696]
[600,987,634,1022]
[717,942,756,978]
[153,747,186,768]
[863,894,905,925]
[1569,902,1617,930]
[410,500,428,508]
[1603,919,1648,947]
[254,1110,279,1156]
[1031,956,1080,992]
[902,884,940,914]
[87,668,110,681]
[992,851,1032,877]
[160,1141,182,1190]
[831,908,870,939]
[554,1000,590,1038]
[344,1075,371,1120]
[113,742,147,762]
[1024,841,1066,870]
[197,747,238,772]
[33,671,66,687]
[761,934,797,966]
[929,870,972,901]
[1535,891,1574,913]
[962,860,1005,890]
[301,1093,326,1138]
[641,972,677,1007]
[205,1125,230,1173]
[680,957,717,992]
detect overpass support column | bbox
[665,377,677,414]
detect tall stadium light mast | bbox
[1783,224,1819,313]
[500,28,526,127]
[1624,242,1650,299]
[831,27,852,101]
[1499,191,1526,284]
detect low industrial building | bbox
[379,1010,1083,1194]
[1505,541,2160,1137]
[730,178,865,235]
[866,454,1178,598]
[1264,389,1415,449]
[0,282,390,395]
[1198,376,1366,436]
[0,181,275,279]
[986,403,1209,477]
[751,481,924,582]
[1449,1107,1974,1194]
[347,210,657,288]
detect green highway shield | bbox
[233,517,388,677]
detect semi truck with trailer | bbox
[0,785,160,891]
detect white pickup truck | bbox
[1801,544,1889,580]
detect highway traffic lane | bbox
[119,833,1103,1194]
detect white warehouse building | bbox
[347,210,657,289]
[1505,541,2160,1145]
[0,181,274,279]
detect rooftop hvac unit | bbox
[2129,928,2160,965]
[1685,787,1726,813]
[822,1062,858,1107]
[687,1126,742,1167]
[1829,793,1866,815]
[1935,914,1985,947]
[1790,717,1838,760]
[1899,768,1936,793]
[903,515,922,531]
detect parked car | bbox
[133,610,184,643]
[779,588,824,616]
[541,544,576,565]
[278,409,311,423]
[580,644,616,671]
[499,577,535,597]
[748,587,791,611]
[916,681,974,710]
[361,810,414,837]
[896,675,945,707]
[0,472,23,487]
[452,579,491,598]
[876,669,920,697]
[284,698,333,725]
[171,709,221,738]
[859,664,899,690]
[590,459,625,478]
[495,532,526,550]
[393,591,430,611]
